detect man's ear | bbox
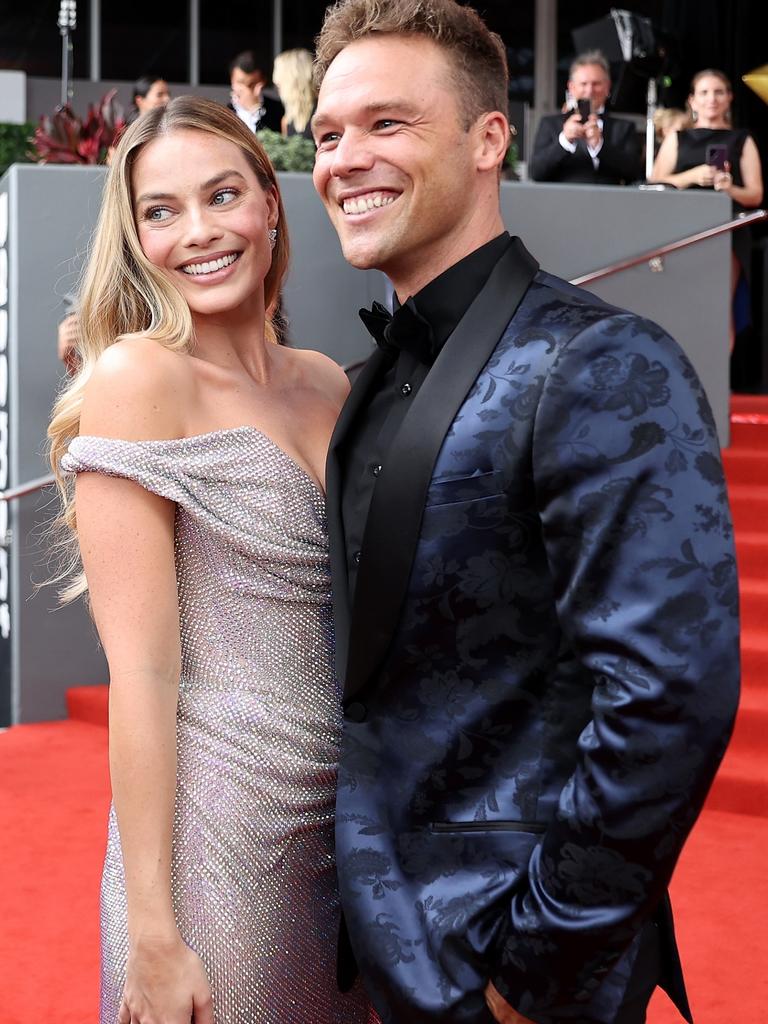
[474,111,511,172]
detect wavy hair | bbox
[48,95,290,602]
[272,49,317,133]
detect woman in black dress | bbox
[651,69,763,346]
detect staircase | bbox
[706,395,768,817]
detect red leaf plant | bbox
[33,89,127,165]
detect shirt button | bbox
[372,464,382,477]
[400,382,412,396]
[353,550,361,564]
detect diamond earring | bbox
[268,228,277,248]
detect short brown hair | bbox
[314,0,508,129]
[569,50,610,80]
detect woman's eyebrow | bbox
[135,170,247,205]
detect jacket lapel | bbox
[343,237,539,699]
[326,346,392,682]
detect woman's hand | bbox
[485,981,535,1023]
[117,933,214,1024]
[714,162,733,194]
[685,163,717,188]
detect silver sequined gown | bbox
[62,428,372,1024]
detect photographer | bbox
[530,50,641,185]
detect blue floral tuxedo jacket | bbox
[325,238,739,1023]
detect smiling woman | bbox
[45,97,372,1024]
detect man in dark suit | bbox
[530,51,641,185]
[227,49,284,134]
[311,2,739,1022]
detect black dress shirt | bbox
[341,231,511,597]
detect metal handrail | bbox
[1,474,56,502]
[571,209,767,287]
[3,209,766,503]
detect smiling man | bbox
[311,3,739,1024]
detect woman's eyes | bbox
[143,188,240,222]
[211,187,240,206]
[145,206,172,222]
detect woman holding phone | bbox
[651,70,763,346]
[651,69,762,205]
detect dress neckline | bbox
[75,425,326,498]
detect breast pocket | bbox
[429,820,546,835]
[425,470,505,508]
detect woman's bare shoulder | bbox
[288,346,351,405]
[80,338,195,441]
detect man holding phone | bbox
[530,51,642,185]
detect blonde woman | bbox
[49,97,371,1024]
[272,48,316,139]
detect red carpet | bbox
[0,720,109,1024]
[1,396,766,1022]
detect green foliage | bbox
[504,141,519,168]
[0,122,36,179]
[257,129,316,173]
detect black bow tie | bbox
[359,299,438,365]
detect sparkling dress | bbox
[61,427,372,1024]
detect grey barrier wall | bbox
[24,77,232,123]
[0,165,733,724]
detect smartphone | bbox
[577,98,591,123]
[706,144,729,171]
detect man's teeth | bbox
[342,194,396,215]
[182,253,239,276]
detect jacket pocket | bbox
[425,470,505,508]
[429,820,546,834]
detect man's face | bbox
[312,35,485,295]
[568,63,611,110]
[231,67,266,111]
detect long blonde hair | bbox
[272,49,317,133]
[48,96,290,602]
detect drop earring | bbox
[268,228,277,248]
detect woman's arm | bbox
[650,131,715,189]
[77,340,213,1024]
[716,135,764,207]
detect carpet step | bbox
[727,685,768,756]
[729,485,768,533]
[66,685,108,728]
[736,532,768,579]
[739,579,768,633]
[706,741,768,817]
[741,630,768,683]
[728,420,768,448]
[723,447,768,486]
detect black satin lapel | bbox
[326,346,391,683]
[344,238,539,698]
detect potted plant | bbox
[32,89,126,165]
